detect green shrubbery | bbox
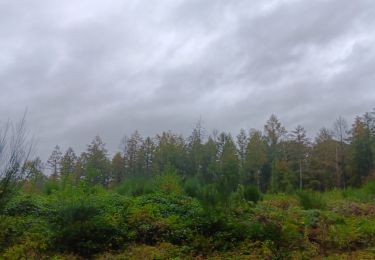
[52,201,124,256]
[116,176,155,197]
[2,181,375,258]
[342,181,375,203]
[296,190,327,210]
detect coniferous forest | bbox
[2,109,375,259]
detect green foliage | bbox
[135,193,203,219]
[2,218,52,259]
[363,181,375,195]
[296,190,327,210]
[3,193,53,218]
[43,180,60,195]
[262,193,299,210]
[218,133,240,195]
[50,192,129,257]
[0,216,24,251]
[244,130,267,184]
[0,214,53,258]
[199,183,222,208]
[227,185,261,211]
[183,176,202,198]
[116,176,155,197]
[342,181,375,202]
[152,131,188,175]
[127,193,203,245]
[3,178,375,259]
[350,117,374,186]
[53,203,119,256]
[154,165,183,195]
[3,109,375,258]
[271,159,296,193]
[243,184,262,203]
[97,243,184,260]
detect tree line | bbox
[24,109,375,194]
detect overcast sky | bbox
[1,0,375,160]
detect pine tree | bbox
[46,145,62,180]
[218,133,239,196]
[200,136,218,183]
[187,120,205,175]
[264,115,287,191]
[124,131,143,176]
[350,117,374,186]
[111,152,125,185]
[84,136,110,186]
[244,130,267,189]
[271,159,294,193]
[264,114,287,158]
[236,128,248,173]
[153,131,188,175]
[138,137,155,176]
[60,147,77,177]
[290,125,310,189]
[309,128,337,190]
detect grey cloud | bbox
[1,0,374,160]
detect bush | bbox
[363,181,375,196]
[296,190,326,210]
[43,179,60,195]
[244,185,262,203]
[342,182,375,203]
[127,193,203,245]
[116,176,155,197]
[199,184,222,208]
[97,243,184,259]
[155,167,183,195]
[183,176,202,198]
[262,194,299,210]
[0,216,53,258]
[0,216,23,251]
[5,179,375,258]
[1,218,52,259]
[3,194,53,218]
[51,199,126,257]
[135,193,203,219]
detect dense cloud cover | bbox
[1,0,374,159]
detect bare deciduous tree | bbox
[0,115,33,210]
